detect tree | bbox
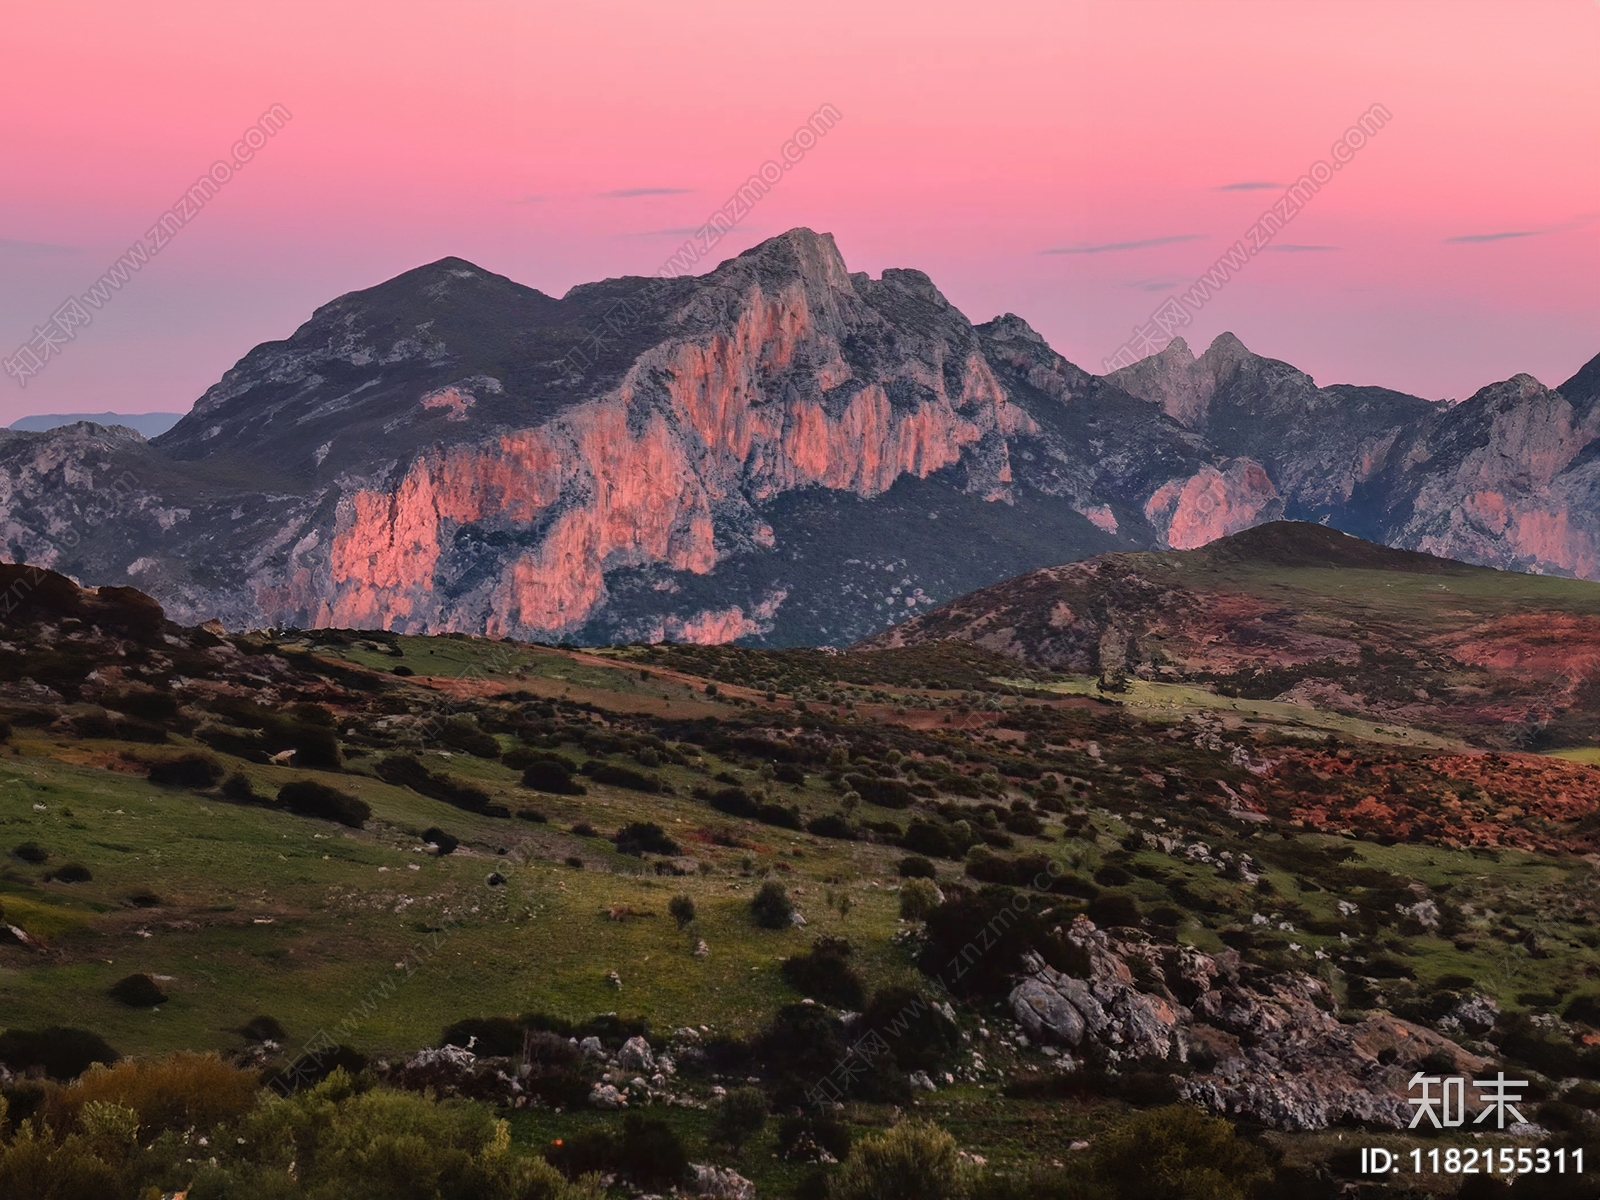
[669,894,696,930]
[828,1119,967,1200]
[750,881,795,929]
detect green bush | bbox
[0,1027,119,1079]
[828,1119,968,1200]
[782,936,866,1007]
[899,877,942,921]
[751,881,795,929]
[713,1086,769,1148]
[581,762,661,793]
[521,760,587,795]
[439,717,502,758]
[898,855,937,879]
[669,894,697,930]
[612,821,679,856]
[376,754,493,813]
[1089,1104,1270,1200]
[147,753,224,789]
[107,973,167,1008]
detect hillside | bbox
[0,230,1595,646]
[864,521,1600,748]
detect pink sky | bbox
[1,0,1596,421]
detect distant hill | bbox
[9,411,184,438]
[862,520,1600,747]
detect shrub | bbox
[582,762,661,793]
[898,855,937,879]
[807,813,857,840]
[522,760,587,795]
[12,840,49,864]
[1089,1104,1270,1199]
[147,753,224,789]
[965,848,1052,888]
[441,1016,524,1057]
[1087,890,1143,929]
[706,785,758,818]
[45,1052,259,1137]
[829,1119,968,1200]
[613,821,680,857]
[45,862,92,883]
[777,1114,853,1163]
[900,818,967,860]
[546,1111,687,1191]
[422,826,459,854]
[669,894,697,930]
[220,772,265,804]
[516,808,548,823]
[751,881,795,929]
[277,780,370,828]
[504,747,577,771]
[713,1086,769,1148]
[0,1027,119,1079]
[108,974,167,1008]
[782,936,866,1008]
[375,753,492,813]
[899,877,943,921]
[239,1015,287,1044]
[859,985,961,1073]
[920,886,1056,999]
[439,717,501,758]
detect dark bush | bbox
[291,724,343,771]
[1093,864,1133,888]
[108,973,168,1007]
[421,826,459,854]
[102,687,180,722]
[220,772,266,804]
[777,1115,853,1163]
[1004,808,1045,836]
[898,855,938,879]
[921,885,1060,998]
[670,894,696,929]
[263,1044,367,1094]
[546,1112,689,1191]
[966,848,1052,888]
[807,813,857,840]
[0,1026,119,1079]
[1087,890,1143,929]
[846,774,913,809]
[705,785,758,818]
[127,889,163,908]
[515,808,548,823]
[782,936,866,1008]
[439,718,501,758]
[521,759,587,795]
[45,862,91,883]
[900,818,967,860]
[756,801,805,830]
[751,880,795,929]
[859,984,962,1073]
[503,747,576,771]
[582,761,662,793]
[12,840,49,864]
[147,753,224,789]
[239,1015,288,1044]
[278,780,370,828]
[375,753,493,812]
[392,665,415,676]
[1566,992,1600,1026]
[571,822,598,837]
[614,821,680,857]
[754,1002,850,1105]
[440,1016,523,1057]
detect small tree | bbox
[829,1119,967,1200]
[1090,1104,1270,1200]
[899,877,942,921]
[750,881,794,929]
[712,1086,768,1148]
[669,894,696,931]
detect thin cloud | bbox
[1445,230,1540,243]
[1122,275,1191,292]
[0,237,78,255]
[1266,243,1338,252]
[1216,181,1284,191]
[1042,234,1205,255]
[599,187,694,199]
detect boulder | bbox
[618,1035,655,1072]
[691,1163,756,1199]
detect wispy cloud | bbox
[1445,230,1540,243]
[599,187,694,199]
[1266,243,1338,252]
[1216,181,1284,191]
[1122,275,1191,292]
[0,237,78,255]
[1042,234,1205,256]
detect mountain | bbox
[863,520,1600,747]
[0,228,1594,645]
[8,412,185,438]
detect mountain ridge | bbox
[0,227,1595,645]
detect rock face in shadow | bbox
[0,227,1593,644]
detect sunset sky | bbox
[1,0,1596,422]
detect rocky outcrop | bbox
[0,227,1593,645]
[1008,917,1488,1131]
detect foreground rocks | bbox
[1010,916,1490,1130]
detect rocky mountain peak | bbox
[1104,332,1254,428]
